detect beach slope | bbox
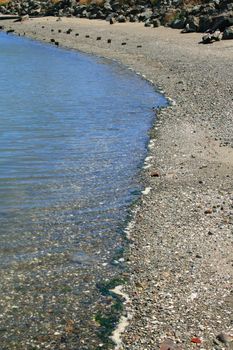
[2,17,233,349]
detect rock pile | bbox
[0,0,54,16]
[0,0,233,35]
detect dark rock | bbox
[129,14,138,22]
[96,36,101,40]
[202,32,214,43]
[185,16,200,32]
[150,171,160,177]
[1,0,233,34]
[144,19,151,27]
[138,9,152,22]
[104,1,112,12]
[152,18,161,27]
[97,10,105,19]
[109,16,116,24]
[81,9,89,18]
[199,15,213,32]
[107,38,111,43]
[223,25,233,39]
[226,3,233,11]
[117,14,126,23]
[216,333,233,344]
[171,17,186,29]
[89,14,97,19]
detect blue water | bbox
[0,33,166,348]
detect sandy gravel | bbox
[2,17,233,350]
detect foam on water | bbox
[0,32,167,348]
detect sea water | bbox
[0,33,166,349]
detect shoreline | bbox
[1,18,233,349]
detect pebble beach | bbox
[1,17,233,350]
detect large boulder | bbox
[138,8,152,21]
[152,18,161,27]
[199,15,213,32]
[185,16,200,32]
[222,25,233,39]
[210,15,233,32]
[117,14,126,22]
[202,29,222,43]
[171,17,186,29]
[162,9,180,26]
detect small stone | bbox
[216,333,233,344]
[150,171,160,177]
[54,331,61,336]
[191,337,202,344]
[204,208,213,214]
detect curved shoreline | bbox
[2,18,233,349]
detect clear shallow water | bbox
[0,33,166,349]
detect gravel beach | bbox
[1,17,233,350]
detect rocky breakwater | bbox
[0,0,54,16]
[1,0,233,36]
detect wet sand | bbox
[2,17,233,349]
